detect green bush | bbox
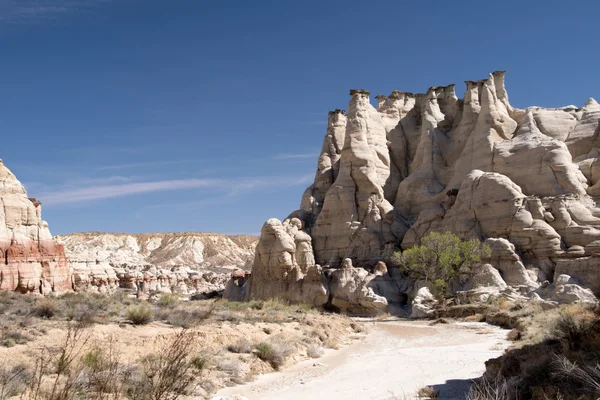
[126,305,154,325]
[392,231,490,299]
[255,343,274,360]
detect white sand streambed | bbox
[213,320,510,400]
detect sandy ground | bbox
[214,320,510,400]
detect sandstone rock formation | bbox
[236,71,600,314]
[243,218,329,306]
[57,232,257,295]
[0,160,70,294]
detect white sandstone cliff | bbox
[57,232,257,295]
[236,71,600,314]
[0,160,70,294]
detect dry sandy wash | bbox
[214,320,510,400]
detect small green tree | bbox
[392,231,491,298]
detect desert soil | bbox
[214,320,510,400]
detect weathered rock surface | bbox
[328,259,388,314]
[234,71,600,313]
[57,232,257,295]
[244,218,329,306]
[410,286,436,318]
[0,160,70,294]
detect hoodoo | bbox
[234,72,600,314]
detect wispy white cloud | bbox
[274,152,318,160]
[37,174,312,206]
[96,160,199,171]
[39,178,224,205]
[0,0,110,24]
[24,175,134,194]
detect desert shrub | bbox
[254,341,294,370]
[516,350,555,394]
[61,292,111,324]
[249,301,265,310]
[2,330,31,347]
[306,345,324,358]
[126,305,154,325]
[227,339,253,354]
[548,304,596,347]
[31,298,60,319]
[552,355,600,395]
[0,364,31,399]
[467,376,509,400]
[156,294,180,308]
[217,358,246,383]
[0,291,34,316]
[18,316,35,328]
[78,337,124,396]
[28,322,91,400]
[26,325,203,400]
[124,330,201,400]
[189,355,210,372]
[392,231,490,299]
[254,342,272,359]
[81,347,104,370]
[165,304,213,328]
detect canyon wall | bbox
[56,232,257,295]
[0,157,258,297]
[239,72,600,313]
[0,160,70,294]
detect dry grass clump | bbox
[213,299,316,324]
[125,305,154,325]
[551,355,600,396]
[227,338,253,354]
[417,385,439,398]
[254,341,294,370]
[31,298,61,319]
[547,305,596,346]
[155,293,180,308]
[306,345,324,358]
[159,303,214,328]
[470,303,600,399]
[467,376,508,400]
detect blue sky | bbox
[1,0,598,235]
